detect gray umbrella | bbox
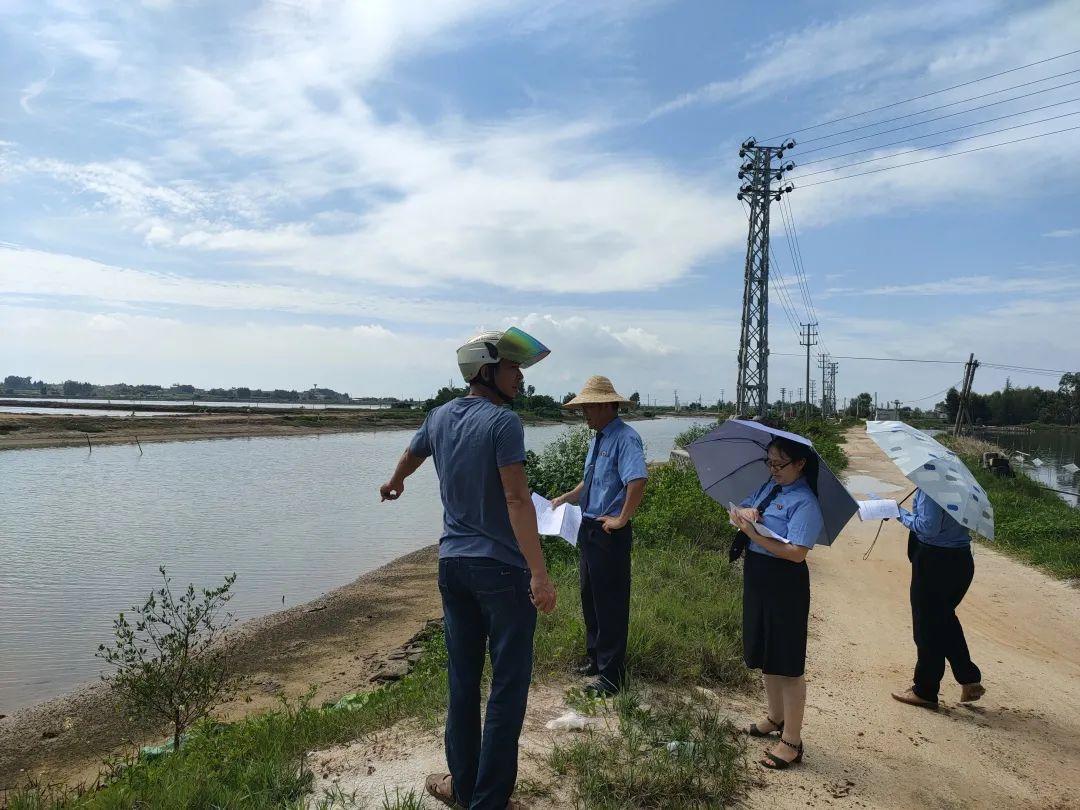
[688,419,858,546]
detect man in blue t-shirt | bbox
[380,327,556,810]
[552,375,647,696]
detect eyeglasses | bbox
[765,459,793,471]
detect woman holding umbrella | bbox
[730,436,825,770]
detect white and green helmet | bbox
[456,326,551,383]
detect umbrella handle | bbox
[862,519,887,561]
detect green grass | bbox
[947,441,1080,579]
[548,686,748,809]
[534,464,749,690]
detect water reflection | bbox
[982,428,1080,508]
[0,417,708,712]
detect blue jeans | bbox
[439,557,537,810]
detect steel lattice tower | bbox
[735,138,794,417]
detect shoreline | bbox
[0,545,443,792]
[0,409,576,453]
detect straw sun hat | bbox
[564,375,633,408]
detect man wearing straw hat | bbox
[552,375,648,696]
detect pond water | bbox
[0,417,708,712]
[981,427,1080,508]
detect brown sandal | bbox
[425,773,461,808]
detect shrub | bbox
[674,421,718,448]
[96,568,237,752]
[526,425,591,498]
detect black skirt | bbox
[742,549,810,677]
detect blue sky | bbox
[2,0,1079,403]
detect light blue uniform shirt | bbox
[581,417,649,519]
[409,397,528,568]
[739,477,824,558]
[898,489,971,549]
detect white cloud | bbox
[650,1,1080,120]
[1043,227,1080,238]
[8,3,738,295]
[19,71,53,113]
[826,273,1080,297]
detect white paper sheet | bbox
[531,492,582,546]
[857,498,901,521]
[726,501,790,543]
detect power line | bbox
[982,362,1075,376]
[792,109,1080,179]
[771,353,964,364]
[782,67,1080,146]
[794,125,1080,188]
[797,90,1080,155]
[904,382,963,404]
[767,48,1080,139]
[781,197,823,337]
[777,197,818,323]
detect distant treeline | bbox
[1,375,407,405]
[941,373,1080,426]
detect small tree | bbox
[97,567,237,751]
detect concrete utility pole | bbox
[809,380,817,411]
[735,137,795,417]
[818,354,830,417]
[800,322,817,420]
[953,353,980,436]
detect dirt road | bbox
[744,428,1080,808]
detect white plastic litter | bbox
[1063,462,1080,474]
[1032,458,1045,467]
[545,711,601,731]
[665,740,697,755]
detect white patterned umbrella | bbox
[865,421,994,540]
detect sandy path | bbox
[744,428,1080,809]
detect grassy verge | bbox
[947,436,1080,580]
[7,630,450,810]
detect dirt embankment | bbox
[0,407,581,452]
[0,547,443,793]
[0,409,429,452]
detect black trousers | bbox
[908,532,981,702]
[578,517,632,688]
